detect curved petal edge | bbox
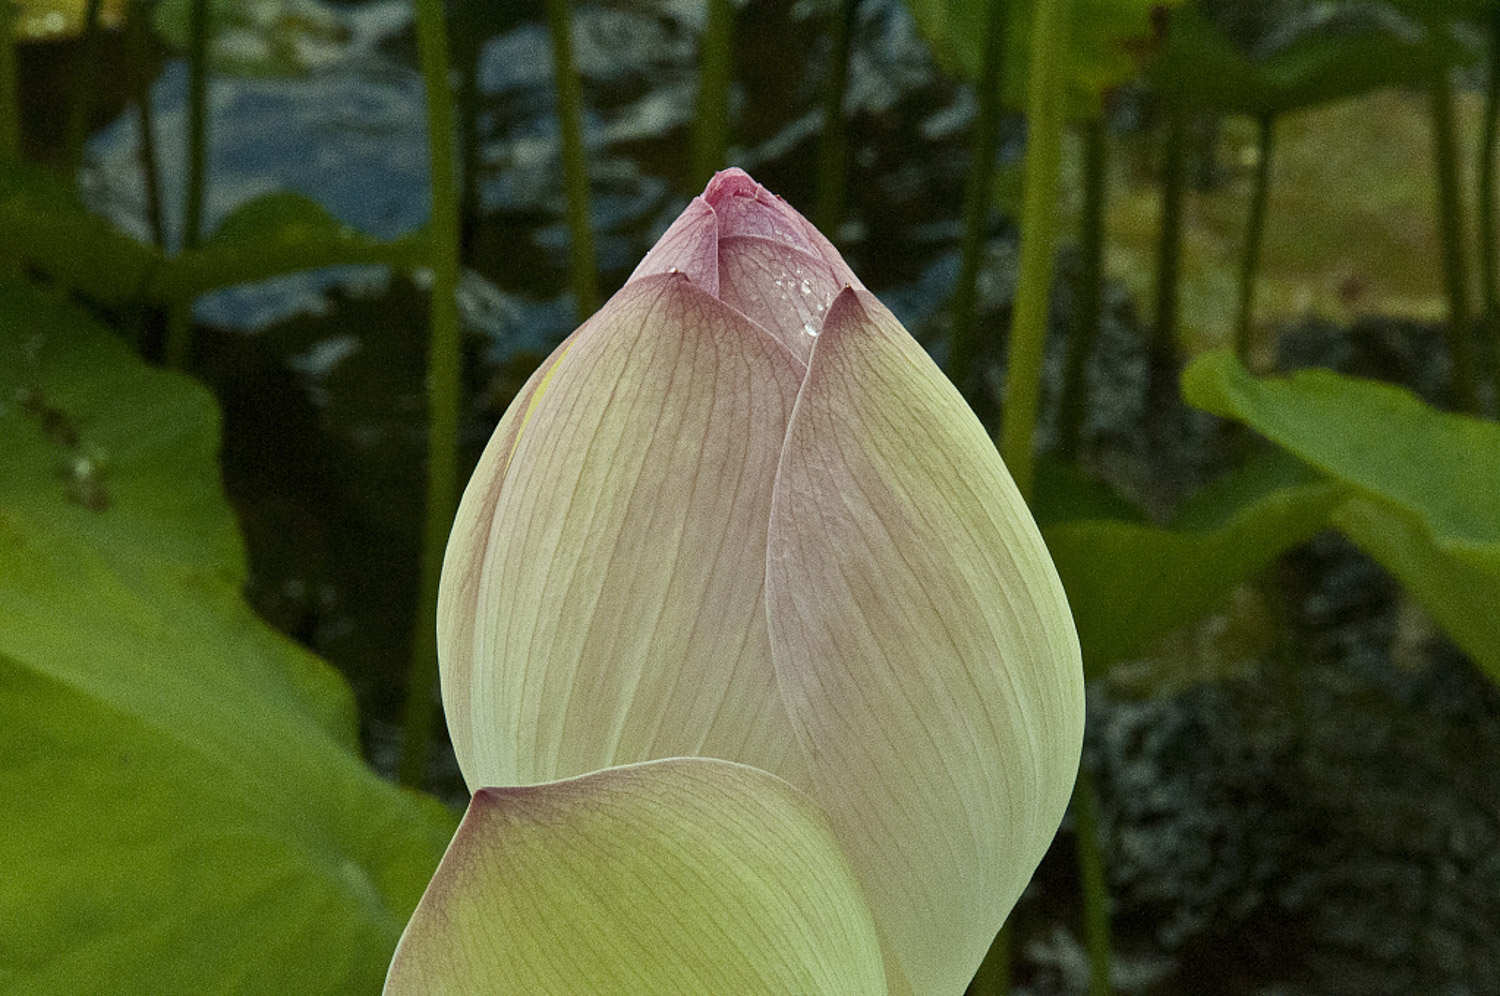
[384,758,888,995]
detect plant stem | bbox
[1428,64,1479,413]
[1149,101,1187,412]
[455,0,481,260]
[398,0,464,789]
[691,0,732,187]
[183,0,208,250]
[948,0,1008,398]
[1074,765,1112,995]
[814,0,858,235]
[64,0,104,174]
[1481,8,1500,400]
[1,0,22,161]
[968,924,1010,995]
[166,0,212,369]
[544,0,599,319]
[1235,113,1275,369]
[129,0,166,248]
[1057,117,1106,459]
[998,0,1069,502]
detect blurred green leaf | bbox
[0,279,456,993]
[904,0,1181,116]
[0,162,161,308]
[1152,7,1472,118]
[1334,498,1500,682]
[1032,456,1146,527]
[152,191,428,303]
[1042,450,1344,672]
[0,167,426,307]
[1183,351,1500,680]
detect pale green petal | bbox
[442,273,808,791]
[765,288,1085,995]
[383,758,888,995]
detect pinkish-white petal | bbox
[716,234,844,365]
[765,288,1085,995]
[442,272,808,792]
[703,168,862,289]
[627,196,720,294]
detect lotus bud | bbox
[407,168,1084,994]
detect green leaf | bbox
[905,0,1183,116]
[1151,7,1471,118]
[385,758,891,995]
[151,192,427,304]
[1043,451,1345,671]
[1032,456,1146,528]
[0,279,456,993]
[0,170,423,309]
[1333,499,1500,682]
[0,163,162,308]
[1183,351,1500,679]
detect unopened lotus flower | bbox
[386,169,1085,994]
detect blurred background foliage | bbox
[3,0,1500,992]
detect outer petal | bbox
[384,758,888,995]
[438,331,576,781]
[765,289,1085,995]
[447,272,808,791]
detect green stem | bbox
[64,0,104,175]
[544,0,599,319]
[1150,101,1186,409]
[948,0,1008,398]
[1074,765,1112,995]
[998,0,1070,502]
[164,306,192,368]
[814,0,858,235]
[968,924,1010,995]
[129,0,166,248]
[1482,9,1500,324]
[1057,117,1107,459]
[183,0,208,250]
[166,0,211,369]
[397,0,464,789]
[691,0,732,187]
[1235,113,1275,369]
[1,0,22,161]
[1481,8,1500,401]
[1429,64,1479,413]
[455,0,481,259]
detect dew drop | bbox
[802,322,819,337]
